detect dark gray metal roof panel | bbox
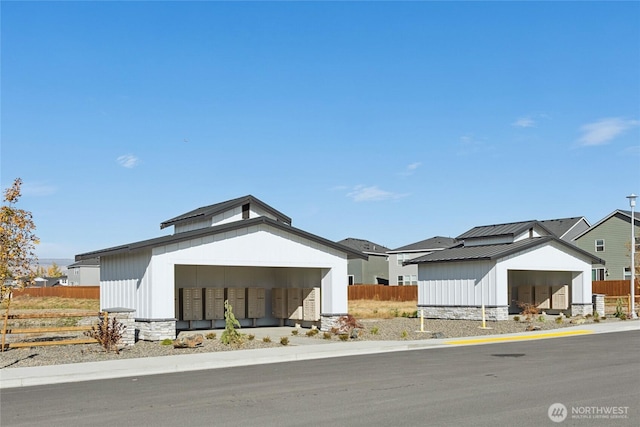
[160,195,292,229]
[337,238,390,255]
[456,220,538,240]
[539,217,587,239]
[67,257,100,268]
[389,236,457,252]
[406,236,604,265]
[77,217,367,261]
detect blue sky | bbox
[2,1,639,259]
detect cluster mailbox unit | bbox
[180,287,320,328]
[514,284,569,312]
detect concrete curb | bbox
[2,320,638,389]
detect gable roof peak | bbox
[456,219,554,240]
[160,195,292,230]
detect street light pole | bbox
[627,194,637,319]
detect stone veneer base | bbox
[135,318,177,341]
[320,313,348,331]
[417,305,509,321]
[571,303,593,317]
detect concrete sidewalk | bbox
[1,321,638,389]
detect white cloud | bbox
[399,162,422,176]
[512,117,535,128]
[347,185,408,202]
[117,154,139,168]
[578,118,639,146]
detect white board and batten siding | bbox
[100,222,349,320]
[100,251,151,318]
[418,260,497,306]
[418,240,595,308]
[495,240,593,305]
[174,205,284,234]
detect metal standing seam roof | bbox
[159,195,292,230]
[388,236,457,253]
[455,220,551,240]
[76,216,367,261]
[405,236,605,265]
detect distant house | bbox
[387,237,457,286]
[337,238,389,285]
[406,220,604,320]
[31,276,67,287]
[539,217,591,242]
[572,210,640,281]
[75,195,365,341]
[67,257,100,286]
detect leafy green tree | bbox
[1,178,39,303]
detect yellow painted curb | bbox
[444,329,594,345]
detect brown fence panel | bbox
[12,286,100,300]
[348,285,417,301]
[593,280,639,296]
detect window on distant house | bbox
[592,268,605,281]
[242,203,250,219]
[398,275,417,286]
[595,239,605,252]
[348,275,354,285]
[397,253,409,266]
[624,268,631,280]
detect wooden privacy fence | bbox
[1,311,99,351]
[11,286,100,299]
[593,280,639,296]
[348,285,417,301]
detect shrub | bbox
[323,332,332,340]
[555,317,564,324]
[614,298,625,319]
[291,329,299,336]
[537,315,546,323]
[160,338,173,346]
[247,334,255,341]
[400,330,408,339]
[205,332,217,340]
[370,326,379,335]
[391,308,400,318]
[84,312,125,354]
[220,300,244,346]
[306,329,319,337]
[517,302,539,322]
[338,334,349,341]
[513,316,521,322]
[280,336,289,346]
[334,314,363,335]
[262,336,272,343]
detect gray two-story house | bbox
[338,238,389,285]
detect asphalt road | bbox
[1,331,638,427]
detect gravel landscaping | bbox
[0,315,617,369]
